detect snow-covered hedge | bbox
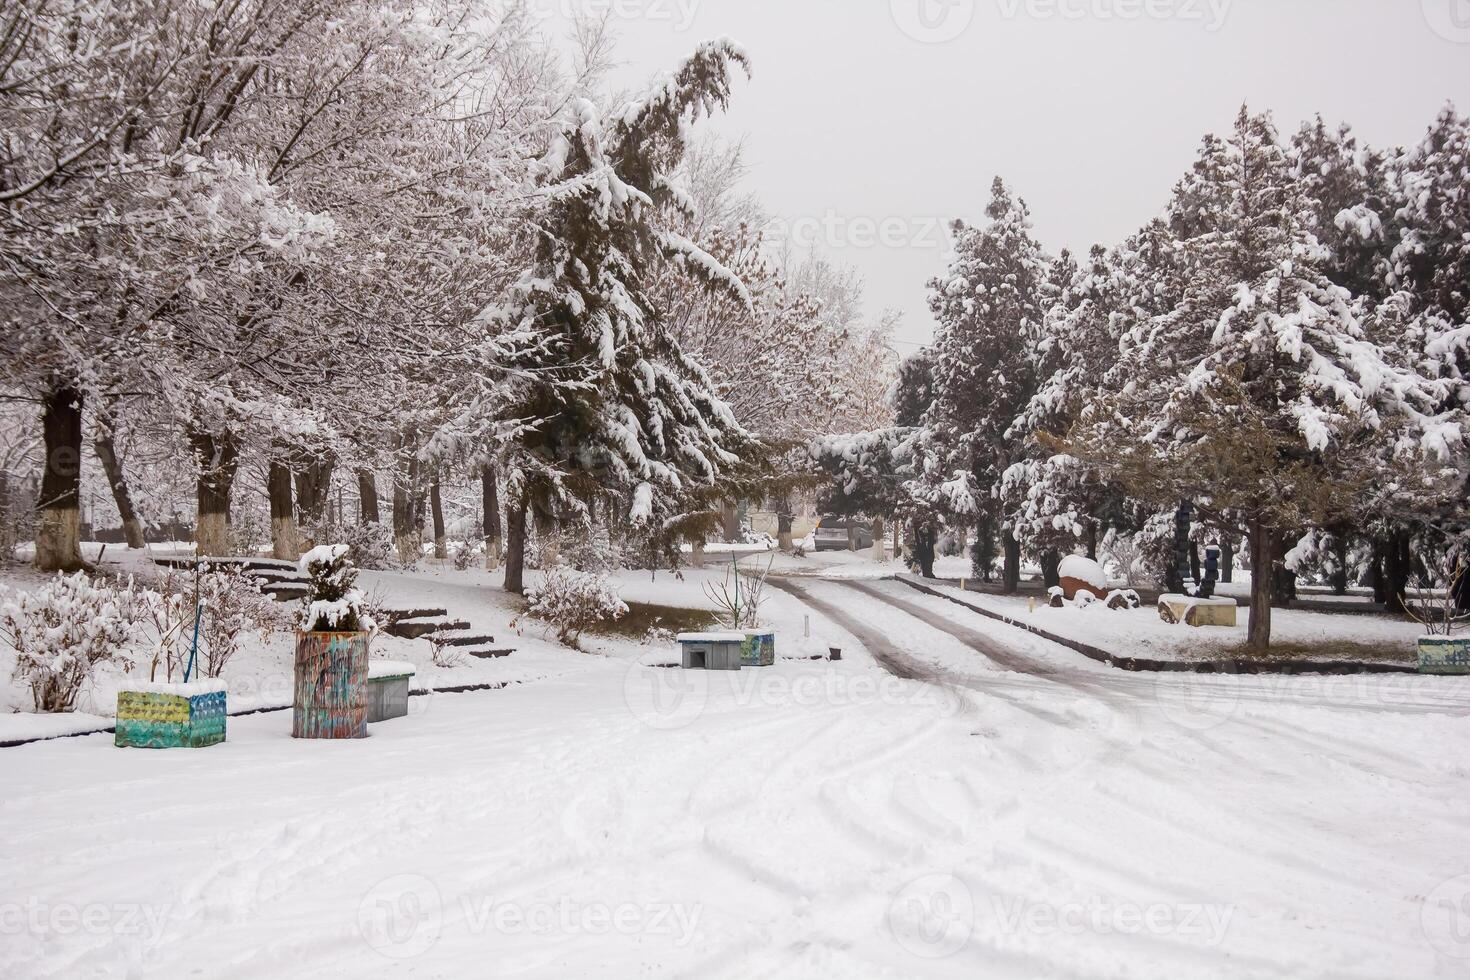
[2,574,140,712]
[525,565,628,648]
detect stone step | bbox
[261,584,309,601]
[252,569,309,585]
[384,608,449,623]
[428,633,497,648]
[389,619,470,640]
[465,648,515,660]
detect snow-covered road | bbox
[3,576,1469,978]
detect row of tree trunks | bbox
[35,384,87,572]
[190,429,239,558]
[481,465,502,571]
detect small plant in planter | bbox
[701,553,777,667]
[1406,560,1470,675]
[292,545,377,739]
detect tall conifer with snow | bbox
[486,40,755,591]
[922,178,1049,589]
[1070,108,1459,650]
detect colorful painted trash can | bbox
[115,681,228,749]
[293,631,370,739]
[1418,637,1470,675]
[741,630,776,667]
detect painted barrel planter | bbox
[293,631,370,739]
[115,681,228,749]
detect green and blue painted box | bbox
[741,630,776,667]
[1418,638,1470,675]
[115,681,228,749]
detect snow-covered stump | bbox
[741,630,776,667]
[292,632,370,739]
[678,633,744,671]
[367,661,416,723]
[1417,638,1470,675]
[1158,595,1238,628]
[115,681,228,750]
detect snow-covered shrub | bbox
[1,573,140,712]
[525,565,628,648]
[196,567,281,678]
[453,540,479,571]
[702,553,775,629]
[319,521,397,571]
[298,545,375,633]
[1099,530,1148,589]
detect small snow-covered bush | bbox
[196,566,281,678]
[2,573,140,712]
[526,565,628,648]
[298,545,375,633]
[319,521,396,570]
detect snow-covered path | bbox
[3,576,1469,979]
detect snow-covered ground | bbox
[911,577,1425,664]
[3,557,1469,978]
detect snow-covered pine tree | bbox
[1071,107,1459,651]
[922,178,1050,590]
[486,40,756,592]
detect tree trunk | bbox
[430,477,448,560]
[1002,531,1022,594]
[504,497,528,594]
[872,516,886,562]
[1331,533,1349,596]
[721,501,740,544]
[892,522,903,561]
[357,472,380,525]
[1221,539,1235,584]
[392,478,417,565]
[190,428,239,558]
[481,465,502,571]
[1190,542,1202,585]
[1166,501,1192,594]
[1041,549,1061,589]
[92,410,145,550]
[1383,531,1412,615]
[0,469,11,560]
[294,457,334,533]
[268,461,299,561]
[1085,523,1099,561]
[776,498,794,552]
[1247,520,1275,652]
[36,384,87,571]
[913,521,937,579]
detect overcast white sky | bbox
[542,0,1470,352]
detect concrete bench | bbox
[367,661,417,722]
